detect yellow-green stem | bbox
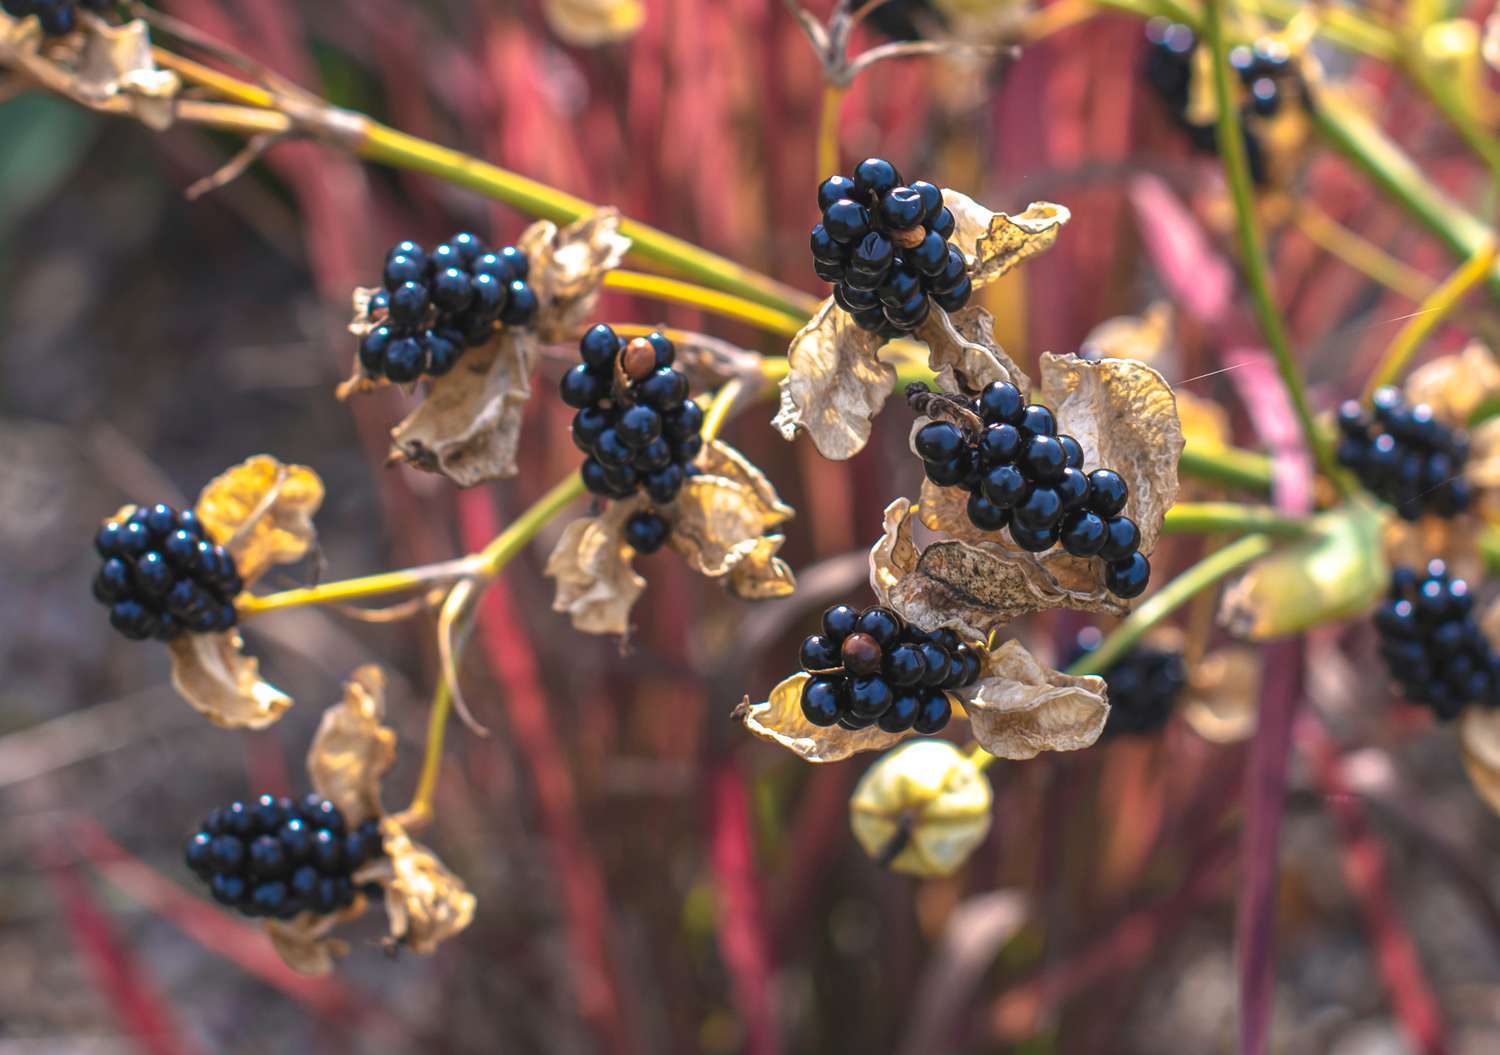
[239,555,478,615]
[1363,238,1498,400]
[1204,0,1340,491]
[401,676,455,829]
[1294,204,1436,304]
[603,270,807,337]
[701,379,744,443]
[968,532,1276,771]
[817,84,846,185]
[1162,501,1308,537]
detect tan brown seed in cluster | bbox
[842,632,883,676]
[622,338,657,381]
[890,227,926,250]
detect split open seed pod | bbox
[267,667,476,975]
[162,455,324,729]
[773,194,1067,460]
[546,439,796,637]
[849,740,993,878]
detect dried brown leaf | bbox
[940,190,1070,291]
[1460,704,1500,818]
[772,299,895,460]
[264,905,365,976]
[1403,342,1500,427]
[735,672,918,763]
[366,818,476,956]
[542,0,645,45]
[1180,647,1261,743]
[516,210,632,343]
[194,455,324,586]
[849,740,993,877]
[964,639,1108,760]
[167,630,292,730]
[388,330,537,487]
[917,305,1030,398]
[667,439,796,596]
[306,666,397,828]
[545,499,648,636]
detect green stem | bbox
[1205,0,1340,490]
[1178,441,1274,493]
[1068,532,1276,677]
[1161,501,1308,537]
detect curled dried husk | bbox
[940,191,1069,292]
[0,14,181,130]
[195,455,324,586]
[545,499,648,638]
[306,666,397,827]
[167,630,292,730]
[546,440,796,635]
[265,904,363,977]
[917,305,1029,398]
[849,740,993,878]
[1404,342,1500,427]
[734,672,929,763]
[516,210,632,343]
[361,818,476,956]
[1079,302,1175,371]
[1180,647,1261,743]
[542,0,645,45]
[963,639,1108,760]
[1220,503,1387,640]
[772,299,895,460]
[388,330,538,487]
[907,353,1182,618]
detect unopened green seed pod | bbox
[849,740,992,878]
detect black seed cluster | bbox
[798,604,981,735]
[865,0,942,41]
[2,0,114,36]
[1067,627,1186,738]
[1376,562,1500,720]
[810,157,970,337]
[563,324,703,555]
[1336,387,1472,521]
[92,503,241,642]
[184,794,384,920]
[910,381,1151,600]
[359,233,538,384]
[1142,20,1296,185]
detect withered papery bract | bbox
[911,354,1183,617]
[167,456,325,729]
[773,193,1068,461]
[340,209,631,487]
[546,439,796,636]
[269,667,475,975]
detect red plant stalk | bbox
[48,847,198,1055]
[1296,715,1451,1055]
[456,488,634,1055]
[709,759,780,1055]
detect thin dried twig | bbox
[185,130,287,199]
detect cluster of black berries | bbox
[798,604,981,734]
[92,503,241,642]
[562,324,703,555]
[1141,20,1295,184]
[359,233,538,384]
[1068,627,1186,738]
[2,0,112,35]
[1376,562,1500,720]
[810,158,970,337]
[911,380,1151,599]
[184,794,383,920]
[1336,387,1472,521]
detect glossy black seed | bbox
[185,833,213,876]
[912,691,952,735]
[918,643,951,687]
[1020,405,1056,437]
[927,207,956,241]
[878,186,926,230]
[1087,469,1129,517]
[823,605,860,642]
[383,252,427,289]
[851,231,895,274]
[384,336,426,383]
[617,405,662,449]
[1013,486,1062,530]
[909,231,949,275]
[1056,466,1091,512]
[800,634,842,672]
[915,421,964,463]
[818,175,858,212]
[637,367,690,410]
[579,324,621,370]
[636,438,674,472]
[248,835,287,879]
[929,246,967,294]
[625,512,670,555]
[978,424,1021,466]
[208,834,245,874]
[823,199,871,242]
[883,644,929,687]
[423,331,463,376]
[847,676,895,720]
[388,280,430,325]
[674,434,705,464]
[1020,435,1067,483]
[967,493,1009,531]
[1105,553,1151,598]
[982,465,1028,508]
[1009,520,1060,553]
[801,677,844,726]
[810,224,845,265]
[1099,516,1141,561]
[834,282,880,313]
[500,282,539,327]
[879,691,922,733]
[852,158,902,201]
[857,607,902,648]
[878,265,922,307]
[1060,511,1108,556]
[644,464,685,504]
[560,365,608,409]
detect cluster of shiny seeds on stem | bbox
[1068,627,1186,738]
[563,324,703,555]
[810,157,970,336]
[1336,387,1473,521]
[92,503,241,641]
[1,0,112,36]
[184,794,383,920]
[798,604,981,734]
[1141,19,1297,185]
[911,381,1151,599]
[360,233,538,384]
[1376,562,1500,720]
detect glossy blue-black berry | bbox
[879,186,926,230]
[978,423,1021,466]
[811,224,845,264]
[1013,486,1062,531]
[1087,469,1128,517]
[879,691,922,733]
[1056,467,1092,512]
[853,158,901,201]
[1020,434,1067,483]
[579,324,621,371]
[909,231,949,275]
[967,493,1009,531]
[1020,404,1056,437]
[388,281,430,325]
[823,200,871,243]
[93,557,132,603]
[818,175,858,212]
[1098,516,1140,561]
[982,465,1028,507]
[1058,435,1084,468]
[821,604,859,642]
[561,364,608,409]
[883,644,928,687]
[932,277,972,313]
[618,405,662,448]
[1104,553,1151,599]
[851,231,895,274]
[449,231,484,264]
[977,381,1024,426]
[636,367,689,410]
[625,511,670,554]
[856,606,902,648]
[1009,520,1060,553]
[912,691,952,735]
[917,643,950,687]
[801,677,844,726]
[1060,511,1108,556]
[878,265,921,307]
[430,267,474,313]
[384,252,426,290]
[384,335,426,383]
[800,634,841,672]
[500,281,539,327]
[847,676,894,720]
[915,421,964,463]
[909,180,943,220]
[470,272,508,319]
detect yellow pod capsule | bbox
[849,740,992,878]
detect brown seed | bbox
[890,226,926,249]
[622,337,657,381]
[841,632,883,676]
